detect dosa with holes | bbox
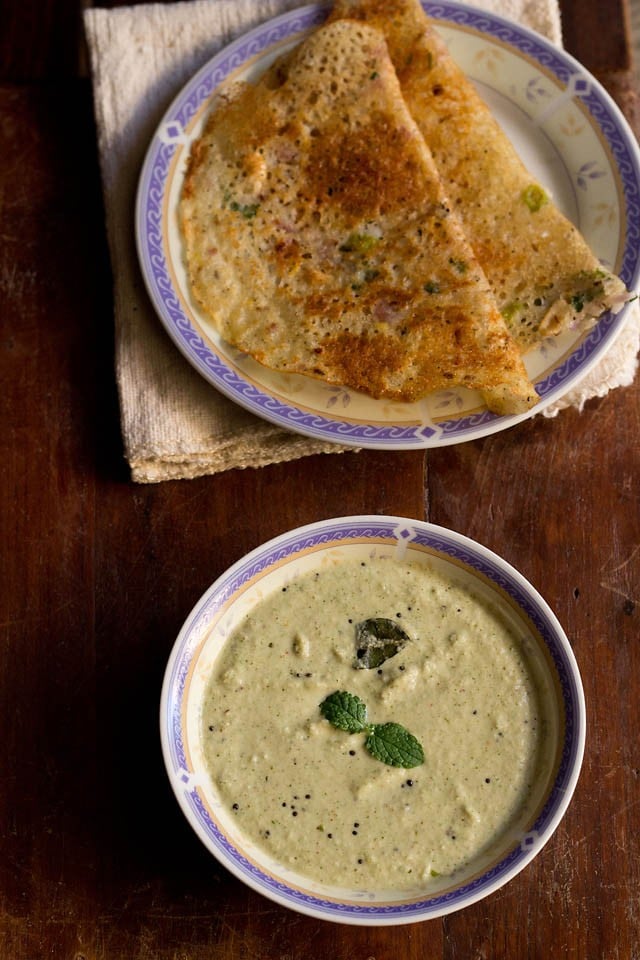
[329,0,628,349]
[180,18,537,414]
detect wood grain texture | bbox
[427,389,640,959]
[0,0,639,957]
[559,0,632,73]
[0,82,106,958]
[559,0,640,136]
[0,1,86,80]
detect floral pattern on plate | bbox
[137,1,640,448]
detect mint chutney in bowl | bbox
[160,516,585,924]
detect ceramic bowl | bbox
[160,516,585,924]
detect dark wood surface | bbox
[1,1,639,957]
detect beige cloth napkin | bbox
[84,0,639,482]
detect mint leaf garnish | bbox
[320,691,368,733]
[354,618,409,669]
[366,722,425,768]
[319,693,424,768]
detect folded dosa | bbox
[329,0,628,349]
[180,19,536,413]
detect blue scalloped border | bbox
[162,518,584,921]
[137,1,640,447]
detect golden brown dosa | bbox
[329,0,628,349]
[180,19,536,413]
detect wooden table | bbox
[1,1,639,956]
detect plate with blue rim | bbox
[136,2,640,448]
[160,515,586,923]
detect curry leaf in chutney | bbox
[354,617,410,669]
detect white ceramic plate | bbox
[137,2,640,448]
[160,516,585,924]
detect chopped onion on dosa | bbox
[181,19,537,414]
[329,0,628,349]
